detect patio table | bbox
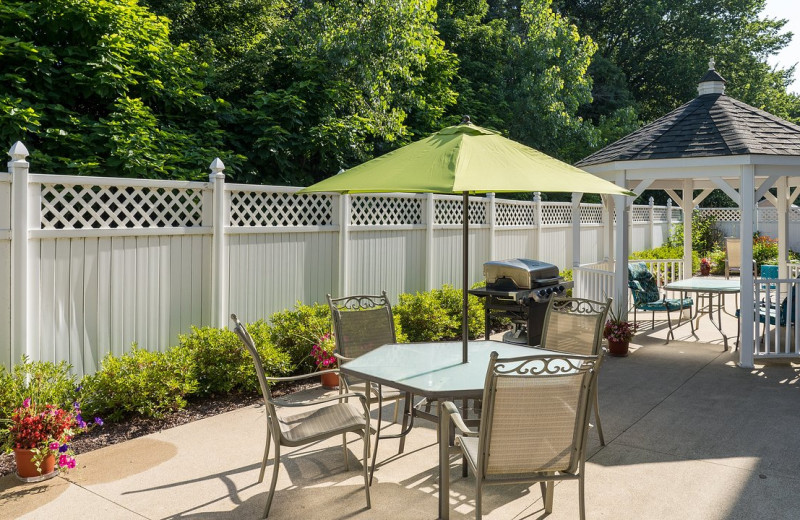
[664,277,740,350]
[340,340,551,520]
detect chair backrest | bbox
[327,292,396,359]
[477,352,600,477]
[540,297,611,355]
[627,262,660,305]
[231,314,280,437]
[760,265,779,279]
[726,238,742,269]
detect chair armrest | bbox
[442,401,478,437]
[265,369,339,384]
[334,353,353,363]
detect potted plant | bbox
[699,257,711,276]
[603,308,636,357]
[2,398,102,482]
[311,333,339,388]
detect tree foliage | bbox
[0,0,238,179]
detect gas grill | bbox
[468,259,573,346]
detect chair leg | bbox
[369,391,384,485]
[543,480,554,513]
[665,310,674,343]
[398,392,413,454]
[594,390,605,446]
[258,426,271,484]
[362,427,372,508]
[475,480,483,520]
[578,474,586,520]
[264,443,280,518]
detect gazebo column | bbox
[602,195,614,262]
[571,193,582,269]
[681,179,694,279]
[740,166,756,368]
[613,172,630,318]
[777,177,789,278]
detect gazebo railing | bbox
[574,259,684,303]
[752,278,800,359]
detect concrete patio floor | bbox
[2,295,800,519]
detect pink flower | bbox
[59,454,69,467]
[22,398,31,408]
[49,442,59,451]
[67,458,76,469]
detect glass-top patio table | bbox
[664,277,740,350]
[340,340,551,520]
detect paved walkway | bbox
[2,299,800,519]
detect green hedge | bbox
[394,285,484,342]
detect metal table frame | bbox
[664,278,740,350]
[340,340,551,520]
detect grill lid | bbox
[483,259,561,289]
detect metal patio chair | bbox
[231,314,372,518]
[539,297,611,445]
[327,292,413,484]
[442,352,602,520]
[628,262,693,341]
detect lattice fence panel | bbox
[350,195,423,226]
[697,208,740,222]
[791,208,800,222]
[653,207,668,222]
[672,208,684,222]
[631,206,650,222]
[229,190,334,227]
[40,183,203,229]
[435,198,487,225]
[580,204,603,224]
[759,208,778,221]
[495,202,535,226]
[540,203,572,225]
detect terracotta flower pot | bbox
[700,264,711,276]
[320,372,340,389]
[607,339,630,357]
[14,448,57,479]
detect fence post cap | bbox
[649,196,655,206]
[209,158,225,179]
[8,141,29,160]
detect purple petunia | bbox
[59,444,69,453]
[94,417,104,426]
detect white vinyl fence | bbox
[698,207,800,250]
[2,144,677,374]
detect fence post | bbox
[648,196,655,249]
[338,194,351,296]
[666,198,673,237]
[534,192,542,259]
[487,193,496,262]
[425,193,435,289]
[9,142,30,364]
[571,192,582,269]
[209,158,227,328]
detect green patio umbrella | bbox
[298,118,635,363]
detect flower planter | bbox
[320,372,340,389]
[607,339,630,357]
[14,448,59,482]
[699,265,711,276]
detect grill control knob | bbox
[537,290,546,298]
[546,287,553,294]
[557,285,565,293]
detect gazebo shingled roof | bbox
[577,89,800,167]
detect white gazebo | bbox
[573,60,800,368]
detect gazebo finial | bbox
[708,57,715,71]
[698,59,726,96]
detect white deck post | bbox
[682,179,694,278]
[648,196,655,249]
[487,193,496,262]
[338,193,351,296]
[572,192,582,269]
[666,198,673,237]
[425,193,435,289]
[777,177,789,278]
[9,142,30,363]
[603,194,614,262]
[613,172,629,318]
[740,166,755,368]
[534,192,542,259]
[209,159,227,328]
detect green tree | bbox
[0,0,239,178]
[436,0,599,162]
[555,0,800,125]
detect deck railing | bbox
[574,259,684,303]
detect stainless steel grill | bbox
[469,258,573,346]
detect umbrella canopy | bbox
[299,120,635,363]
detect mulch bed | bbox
[0,381,316,478]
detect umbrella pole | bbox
[462,191,469,364]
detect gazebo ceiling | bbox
[577,63,800,170]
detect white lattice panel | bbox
[632,206,650,222]
[540,203,572,225]
[759,208,778,221]
[697,208,740,222]
[229,190,334,227]
[495,201,535,226]
[351,195,422,226]
[653,207,667,222]
[435,198,487,225]
[580,204,603,224]
[672,208,683,222]
[40,183,204,229]
[791,208,800,222]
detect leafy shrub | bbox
[80,345,198,421]
[269,303,332,372]
[560,269,573,297]
[394,285,484,342]
[666,210,723,255]
[0,357,78,421]
[630,245,700,275]
[178,321,292,395]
